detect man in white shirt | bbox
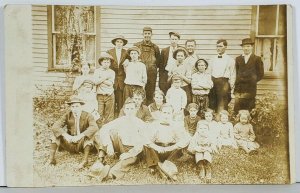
[208,39,236,113]
[185,39,199,72]
[94,98,147,180]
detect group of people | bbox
[48,26,264,182]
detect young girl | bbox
[166,47,192,104]
[73,63,94,94]
[123,46,147,102]
[188,120,214,182]
[217,110,237,149]
[148,89,165,120]
[204,108,219,152]
[184,103,201,136]
[234,110,260,154]
[191,59,213,118]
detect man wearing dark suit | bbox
[49,96,99,169]
[159,31,180,94]
[107,35,128,114]
[234,38,264,113]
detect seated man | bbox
[94,98,147,181]
[143,103,191,180]
[49,95,99,169]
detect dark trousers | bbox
[158,70,171,95]
[234,97,256,114]
[97,93,115,127]
[192,94,209,118]
[182,84,192,105]
[209,77,231,113]
[143,146,183,168]
[114,88,124,114]
[145,68,158,105]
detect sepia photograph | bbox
[4,4,294,187]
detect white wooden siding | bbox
[31,5,287,102]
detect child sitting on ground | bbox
[184,103,201,136]
[217,110,237,149]
[148,89,165,121]
[188,120,215,182]
[166,75,187,121]
[204,108,219,152]
[234,110,259,155]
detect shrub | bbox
[33,84,72,127]
[250,92,288,144]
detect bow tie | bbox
[218,55,222,58]
[160,122,170,126]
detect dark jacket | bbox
[158,47,171,93]
[234,54,264,98]
[107,48,128,90]
[51,111,99,139]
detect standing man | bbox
[107,35,128,114]
[134,27,161,105]
[184,39,199,72]
[159,31,180,94]
[234,38,264,113]
[208,39,236,113]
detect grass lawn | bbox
[33,112,290,186]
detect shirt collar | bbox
[242,52,252,57]
[143,40,152,46]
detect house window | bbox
[255,5,286,74]
[50,5,96,71]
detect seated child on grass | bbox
[184,103,201,136]
[204,108,219,152]
[148,89,165,120]
[217,110,237,149]
[234,110,259,155]
[188,120,216,182]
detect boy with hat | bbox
[94,53,116,127]
[107,35,128,114]
[184,103,201,136]
[234,38,264,113]
[144,103,190,180]
[159,31,181,94]
[134,26,161,105]
[122,46,147,102]
[93,98,147,181]
[49,95,99,169]
[165,75,187,121]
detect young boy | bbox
[123,46,147,102]
[94,53,116,127]
[166,75,187,121]
[49,95,99,169]
[119,89,153,122]
[107,35,128,114]
[148,89,165,120]
[93,98,147,181]
[191,58,213,118]
[184,103,201,136]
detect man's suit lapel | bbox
[120,49,127,65]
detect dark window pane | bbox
[278,5,287,35]
[258,5,277,35]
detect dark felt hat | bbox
[169,31,180,39]
[111,35,128,46]
[240,38,254,46]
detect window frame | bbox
[47,5,97,72]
